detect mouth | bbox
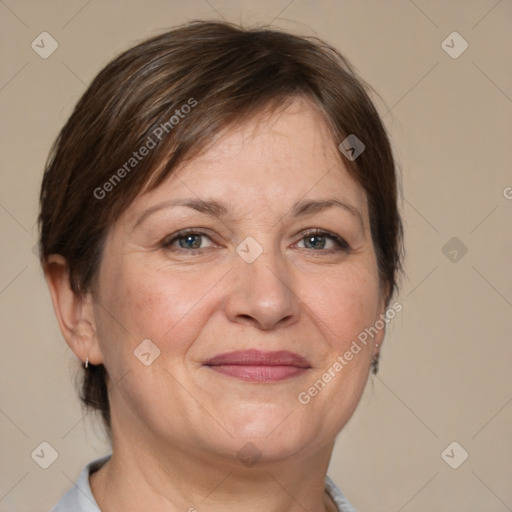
[203,349,311,382]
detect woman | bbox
[38,20,403,512]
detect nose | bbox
[224,247,301,331]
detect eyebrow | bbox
[133,197,364,231]
[292,199,364,230]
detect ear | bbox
[44,254,103,366]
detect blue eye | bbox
[162,230,214,253]
[297,230,350,252]
[161,228,349,255]
[177,234,202,249]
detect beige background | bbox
[1,1,511,511]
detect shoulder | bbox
[51,454,111,512]
[325,475,358,512]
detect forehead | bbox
[125,98,368,222]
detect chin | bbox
[221,408,315,459]
[224,434,311,468]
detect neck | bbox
[90,430,338,512]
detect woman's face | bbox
[91,98,386,463]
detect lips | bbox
[203,349,311,382]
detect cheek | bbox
[297,263,381,431]
[95,259,223,365]
[306,262,382,350]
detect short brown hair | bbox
[38,20,404,435]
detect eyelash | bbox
[161,228,350,255]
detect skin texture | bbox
[46,98,386,512]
